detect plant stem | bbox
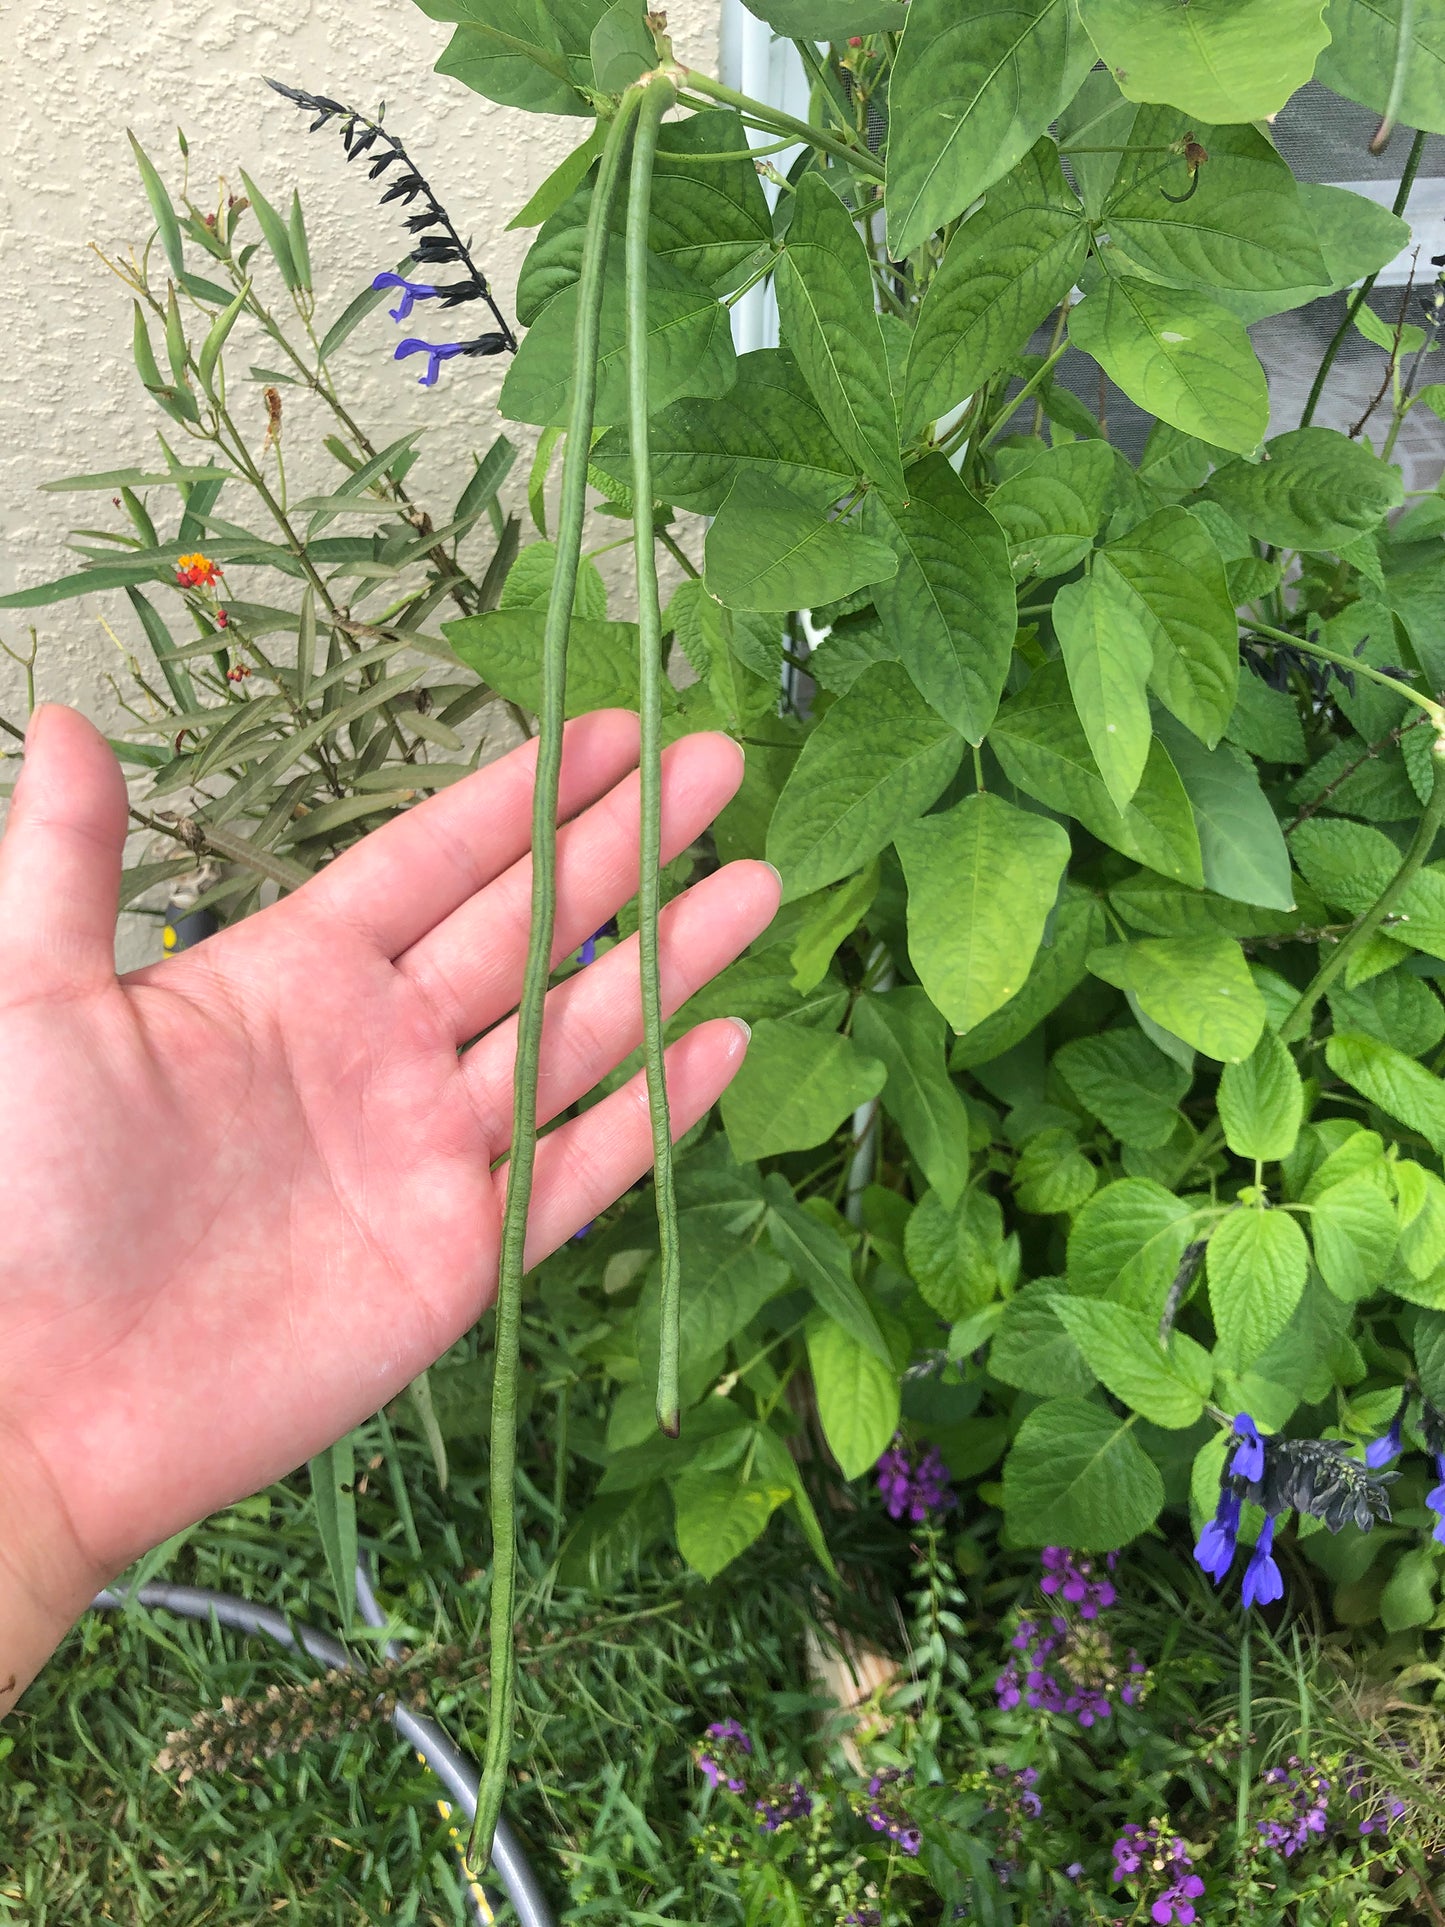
[979,337,1070,452]
[1298,129,1426,431]
[466,89,641,1875]
[680,69,886,180]
[628,74,685,1437]
[1246,619,1445,726]
[1280,733,1445,1044]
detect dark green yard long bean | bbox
[468,86,642,1872]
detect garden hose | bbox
[90,1566,557,1927]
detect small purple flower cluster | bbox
[754,1781,813,1832]
[1112,1820,1206,1925]
[994,1551,1147,1726]
[1347,1759,1409,1836]
[875,1435,954,1522]
[1257,1758,1330,1857]
[697,1717,751,1794]
[860,1766,921,1855]
[1428,1452,1445,1545]
[842,1913,882,1926]
[988,1761,1042,1821]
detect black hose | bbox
[91,1568,557,1927]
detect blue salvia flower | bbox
[1194,1486,1242,1585]
[1365,1391,1409,1468]
[394,338,470,387]
[372,270,440,321]
[1241,1514,1285,1609]
[1427,1454,1445,1543]
[1230,1411,1266,1482]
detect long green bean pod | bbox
[468,87,642,1871]
[626,72,685,1437]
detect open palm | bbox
[0,703,776,1625]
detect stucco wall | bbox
[0,0,720,959]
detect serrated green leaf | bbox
[1325,1031,1445,1157]
[902,140,1087,437]
[766,662,961,901]
[867,455,1017,743]
[896,791,1072,1034]
[989,1282,1099,1394]
[1207,1205,1308,1365]
[1067,1176,1197,1310]
[1219,1031,1304,1161]
[905,1187,1012,1321]
[887,0,1094,256]
[853,988,972,1208]
[1308,1173,1399,1301]
[1077,0,1330,120]
[807,1318,900,1479]
[1051,1297,1209,1426]
[1330,970,1445,1058]
[1002,1398,1165,1549]
[1055,1029,1191,1148]
[722,1020,885,1161]
[1069,275,1268,455]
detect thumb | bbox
[0,704,129,989]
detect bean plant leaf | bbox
[867,455,1017,743]
[988,440,1115,581]
[1218,1031,1304,1162]
[1088,934,1266,1061]
[895,792,1072,1035]
[952,887,1108,1067]
[887,0,1094,257]
[1002,1398,1165,1549]
[1050,1298,1210,1427]
[1205,427,1405,551]
[1318,0,1445,135]
[1053,568,1155,811]
[902,141,1088,437]
[721,1020,886,1161]
[1325,1032,1445,1158]
[767,662,962,900]
[764,1177,892,1362]
[1096,508,1238,749]
[1076,0,1330,121]
[744,0,909,28]
[807,1318,902,1480]
[990,662,1204,885]
[706,474,897,614]
[1069,275,1268,455]
[672,1473,792,1580]
[1102,110,1328,293]
[1208,1206,1308,1366]
[776,172,907,501]
[853,989,972,1208]
[1153,719,1295,911]
[446,609,646,715]
[418,0,601,116]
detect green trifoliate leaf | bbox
[990,661,1204,885]
[1101,110,1328,294]
[1325,1032,1445,1158]
[1002,1397,1165,1550]
[902,141,1087,438]
[766,661,962,901]
[886,0,1094,257]
[1318,0,1445,135]
[1088,935,1266,1061]
[445,609,648,715]
[672,1473,792,1579]
[1218,1031,1304,1162]
[1094,507,1238,749]
[867,454,1017,743]
[1153,718,1295,912]
[806,1318,901,1480]
[1055,1029,1191,1150]
[1053,569,1155,812]
[1076,0,1330,121]
[705,474,897,614]
[1069,276,1268,455]
[988,440,1116,582]
[1050,1298,1210,1427]
[721,1021,885,1162]
[594,348,856,515]
[1206,428,1405,552]
[894,792,1072,1035]
[854,989,972,1209]
[776,172,906,501]
[1207,1203,1308,1367]
[588,0,656,88]
[1066,1176,1197,1308]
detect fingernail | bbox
[728,1017,752,1048]
[760,861,782,892]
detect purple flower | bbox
[1360,1798,1407,1835]
[1365,1402,1406,1468]
[994,1662,1022,1710]
[1064,1861,1084,1880]
[875,1436,954,1521]
[571,1221,594,1240]
[1257,1757,1331,1857]
[1194,1486,1242,1585]
[394,337,470,387]
[1230,1411,1266,1483]
[1241,1514,1284,1610]
[372,270,440,321]
[755,1781,813,1831]
[705,1718,751,1750]
[1113,1821,1204,1925]
[1427,1453,1445,1544]
[1039,1546,1115,1618]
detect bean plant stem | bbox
[628,73,685,1436]
[467,89,642,1874]
[680,69,886,179]
[1246,619,1445,725]
[1297,129,1426,431]
[1280,736,1445,1044]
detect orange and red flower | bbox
[175,552,221,589]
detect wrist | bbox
[0,1429,106,1716]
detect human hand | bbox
[0,704,778,1708]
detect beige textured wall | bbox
[0,0,719,959]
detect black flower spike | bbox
[264,78,517,357]
[1255,1438,1396,1533]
